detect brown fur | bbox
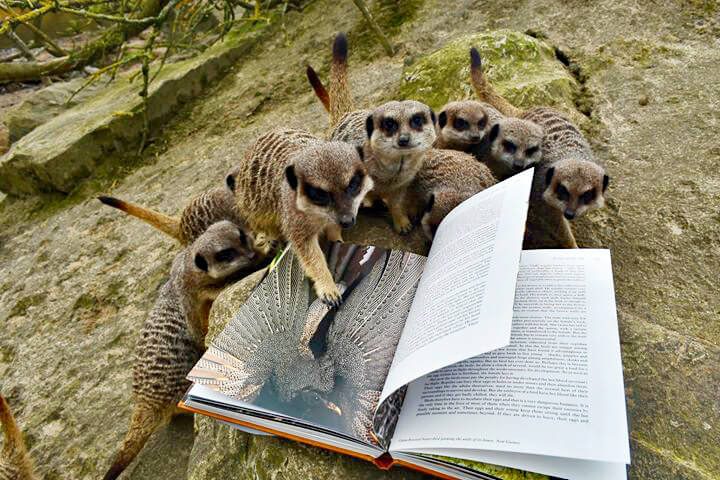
[0,395,36,480]
[306,65,330,112]
[103,221,257,480]
[482,118,544,180]
[232,128,373,306]
[405,150,497,240]
[469,47,609,248]
[435,100,503,152]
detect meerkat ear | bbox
[430,110,436,125]
[489,123,500,142]
[356,145,364,161]
[194,253,209,272]
[225,173,236,192]
[438,111,447,128]
[424,193,435,213]
[365,114,374,138]
[285,165,298,190]
[545,167,555,187]
[603,174,609,192]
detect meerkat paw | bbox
[393,215,414,236]
[253,232,279,256]
[362,197,374,208]
[315,282,342,308]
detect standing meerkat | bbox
[479,117,544,180]
[434,100,503,151]
[232,128,373,307]
[469,47,609,248]
[103,221,257,480]
[307,33,437,234]
[404,150,497,240]
[0,395,36,480]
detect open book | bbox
[180,169,630,479]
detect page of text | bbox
[389,249,630,466]
[379,169,533,405]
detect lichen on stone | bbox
[397,30,580,117]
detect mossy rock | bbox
[398,30,580,118]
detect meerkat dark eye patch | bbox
[346,172,364,195]
[478,116,487,129]
[225,174,236,192]
[556,184,570,201]
[438,111,447,128]
[526,146,539,157]
[430,110,436,125]
[285,165,298,190]
[365,114,374,138]
[410,113,425,129]
[194,254,209,272]
[380,117,399,135]
[489,123,500,142]
[503,140,517,154]
[305,184,331,206]
[355,145,364,161]
[215,248,238,263]
[580,188,597,204]
[545,166,555,186]
[453,117,469,131]
[424,193,435,214]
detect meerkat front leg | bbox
[324,223,343,243]
[557,218,578,248]
[292,234,342,307]
[382,191,413,235]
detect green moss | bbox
[427,454,551,480]
[9,293,47,318]
[396,30,579,115]
[349,0,426,60]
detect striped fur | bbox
[103,222,256,480]
[0,396,36,480]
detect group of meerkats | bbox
[0,32,609,480]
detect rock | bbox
[397,30,580,118]
[0,29,260,197]
[0,121,8,155]
[1,76,105,143]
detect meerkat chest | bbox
[369,154,424,192]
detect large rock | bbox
[398,30,580,118]
[2,76,106,143]
[0,29,259,197]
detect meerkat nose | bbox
[339,215,355,229]
[470,135,482,143]
[397,135,410,147]
[513,159,525,169]
[563,208,576,220]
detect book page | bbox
[389,250,630,466]
[379,169,533,405]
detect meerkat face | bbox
[437,101,496,148]
[285,142,373,229]
[192,220,258,280]
[543,159,609,220]
[488,119,544,172]
[365,100,436,164]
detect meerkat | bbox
[0,395,36,480]
[103,220,256,480]
[434,100,503,152]
[307,34,438,234]
[404,150,497,240]
[98,169,275,257]
[469,47,609,248]
[479,117,544,180]
[232,128,373,307]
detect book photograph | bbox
[1,2,715,480]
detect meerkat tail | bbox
[329,32,355,128]
[103,403,172,480]
[98,196,182,241]
[469,47,523,118]
[0,395,34,477]
[306,65,330,112]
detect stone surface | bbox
[0,27,261,197]
[1,76,106,143]
[398,30,580,117]
[0,0,718,479]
